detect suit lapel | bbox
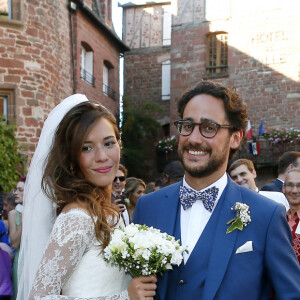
[275,179,283,191]
[155,182,182,237]
[156,181,182,300]
[203,177,241,300]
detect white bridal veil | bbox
[17,94,89,300]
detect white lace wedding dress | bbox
[29,209,131,300]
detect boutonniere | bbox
[226,202,251,234]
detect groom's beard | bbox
[178,139,230,178]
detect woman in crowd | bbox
[17,95,156,300]
[124,177,145,221]
[8,178,25,300]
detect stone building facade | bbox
[0,0,128,162]
[121,0,172,135]
[121,0,300,183]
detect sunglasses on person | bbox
[113,176,126,182]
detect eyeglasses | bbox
[174,120,233,138]
[113,176,126,182]
[285,183,300,191]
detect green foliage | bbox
[0,117,24,193]
[226,218,243,234]
[121,99,163,179]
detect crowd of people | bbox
[0,178,25,300]
[0,81,300,299]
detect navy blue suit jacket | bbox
[261,178,283,192]
[133,176,300,300]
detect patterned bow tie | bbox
[179,186,219,212]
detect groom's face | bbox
[178,94,241,182]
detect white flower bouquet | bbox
[104,223,187,277]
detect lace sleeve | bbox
[29,210,130,300]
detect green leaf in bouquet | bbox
[226,218,243,234]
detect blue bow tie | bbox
[179,186,219,212]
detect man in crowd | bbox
[161,160,184,187]
[111,163,130,225]
[284,168,300,264]
[228,158,289,210]
[262,151,300,192]
[133,80,300,299]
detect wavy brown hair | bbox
[42,101,120,250]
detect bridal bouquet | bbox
[104,223,187,277]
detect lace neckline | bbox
[60,207,90,217]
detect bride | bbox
[17,95,156,300]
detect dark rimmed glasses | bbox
[113,176,126,182]
[174,120,233,138]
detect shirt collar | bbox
[287,209,300,220]
[182,172,227,202]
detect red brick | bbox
[0,58,24,68]
[4,75,21,83]
[25,117,39,127]
[21,90,34,98]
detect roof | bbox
[119,0,171,8]
[73,0,129,52]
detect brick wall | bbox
[123,2,172,125]
[0,0,122,163]
[122,0,300,181]
[74,9,120,116]
[124,47,171,123]
[170,3,300,136]
[0,0,73,158]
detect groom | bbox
[133,80,300,299]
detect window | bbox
[206,33,228,75]
[0,0,21,21]
[162,60,171,100]
[103,65,109,94]
[0,89,15,124]
[162,6,171,46]
[80,42,95,86]
[0,96,8,117]
[103,61,116,100]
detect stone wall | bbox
[122,0,300,179]
[0,0,72,157]
[0,0,122,163]
[170,1,300,136]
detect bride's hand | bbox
[128,275,157,300]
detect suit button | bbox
[179,279,185,285]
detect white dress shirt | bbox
[181,173,228,263]
[256,188,290,211]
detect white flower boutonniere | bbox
[226,202,251,234]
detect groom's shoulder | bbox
[138,181,181,204]
[234,182,284,215]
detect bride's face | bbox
[79,118,120,187]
